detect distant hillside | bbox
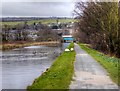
[2,17,74,22]
[1,17,77,26]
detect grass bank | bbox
[79,43,120,86]
[27,43,75,90]
[2,41,60,51]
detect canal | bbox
[2,43,70,89]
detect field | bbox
[27,18,76,25]
[1,21,23,26]
[1,18,77,26]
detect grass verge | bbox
[27,43,75,90]
[79,43,120,86]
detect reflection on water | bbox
[2,43,69,89]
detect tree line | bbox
[74,2,120,58]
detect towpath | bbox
[70,43,118,89]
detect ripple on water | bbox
[24,46,45,49]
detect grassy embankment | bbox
[27,43,75,90]
[79,43,120,86]
[1,41,60,51]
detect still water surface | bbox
[2,43,69,89]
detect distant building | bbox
[26,29,38,40]
[62,35,74,43]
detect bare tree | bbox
[74,1,120,57]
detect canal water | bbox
[2,43,70,89]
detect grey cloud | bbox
[2,0,74,2]
[2,2,75,17]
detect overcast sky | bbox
[2,0,75,17]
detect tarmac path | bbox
[70,43,118,90]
